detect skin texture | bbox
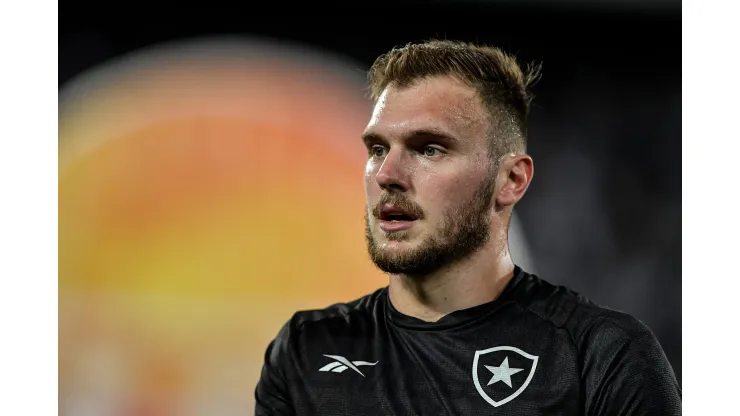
[362,75,534,322]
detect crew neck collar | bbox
[384,265,525,331]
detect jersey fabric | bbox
[254,266,681,415]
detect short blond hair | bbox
[368,39,541,157]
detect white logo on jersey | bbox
[319,354,378,377]
[472,346,539,407]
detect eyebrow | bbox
[361,128,461,147]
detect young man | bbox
[254,40,681,415]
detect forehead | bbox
[365,75,489,141]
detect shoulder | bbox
[268,287,386,356]
[512,268,679,406]
[256,288,386,414]
[293,286,385,327]
[510,268,656,350]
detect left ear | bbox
[495,154,534,208]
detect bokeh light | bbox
[59,37,383,415]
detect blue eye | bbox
[371,146,387,157]
[424,146,442,157]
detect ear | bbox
[495,154,534,208]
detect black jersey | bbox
[255,266,681,415]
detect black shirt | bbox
[255,266,681,415]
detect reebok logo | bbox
[318,354,378,377]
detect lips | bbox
[377,203,419,232]
[379,204,419,222]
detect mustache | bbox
[372,193,425,220]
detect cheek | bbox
[417,176,459,209]
[364,160,376,179]
[418,172,483,212]
[364,161,378,196]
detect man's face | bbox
[363,75,498,275]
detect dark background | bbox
[60,0,681,383]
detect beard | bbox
[365,175,496,276]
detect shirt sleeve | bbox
[254,320,296,416]
[581,315,682,416]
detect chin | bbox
[380,240,415,251]
[374,244,412,263]
[377,229,416,243]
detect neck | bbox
[387,238,516,323]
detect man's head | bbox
[362,40,539,276]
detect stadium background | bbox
[59,2,680,414]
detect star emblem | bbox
[484,357,524,388]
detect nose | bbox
[375,148,410,192]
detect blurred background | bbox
[59,1,680,415]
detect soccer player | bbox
[254,40,681,415]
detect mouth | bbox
[377,205,419,231]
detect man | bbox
[254,40,681,415]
